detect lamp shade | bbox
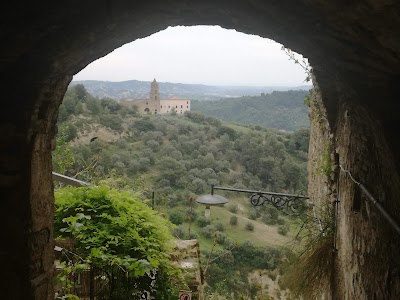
[195,194,229,206]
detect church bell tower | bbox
[150,79,160,101]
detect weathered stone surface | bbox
[171,239,203,300]
[1,1,400,299]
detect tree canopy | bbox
[54,185,184,299]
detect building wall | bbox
[159,98,190,114]
[120,99,160,114]
[120,80,190,115]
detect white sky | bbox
[73,25,310,87]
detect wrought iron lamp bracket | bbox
[212,185,309,216]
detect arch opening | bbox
[2,2,400,299]
[54,24,316,300]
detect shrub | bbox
[172,225,186,239]
[245,222,255,231]
[262,212,279,225]
[133,118,156,132]
[230,215,238,226]
[188,232,198,239]
[223,238,236,249]
[214,221,225,232]
[185,208,197,222]
[248,209,260,220]
[201,225,217,239]
[169,211,185,225]
[99,115,123,131]
[54,185,183,298]
[214,231,227,244]
[228,204,238,213]
[277,225,289,236]
[197,216,211,228]
[277,218,286,225]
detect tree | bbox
[52,125,76,174]
[168,211,185,225]
[54,185,184,299]
[133,118,156,132]
[291,128,310,152]
[73,83,88,102]
[157,157,186,187]
[99,115,123,131]
[86,98,102,114]
[100,97,122,112]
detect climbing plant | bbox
[281,46,313,83]
[54,185,185,299]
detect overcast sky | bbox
[73,25,310,87]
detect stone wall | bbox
[334,91,400,299]
[307,82,336,300]
[308,80,400,299]
[170,239,203,300]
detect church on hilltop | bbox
[120,79,191,115]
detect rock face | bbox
[1,1,400,299]
[171,239,203,300]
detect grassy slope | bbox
[66,114,305,254]
[171,195,302,254]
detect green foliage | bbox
[280,202,335,298]
[74,84,88,102]
[99,114,123,131]
[197,216,211,228]
[228,204,238,213]
[204,241,284,298]
[55,88,309,195]
[277,225,289,236]
[191,90,310,132]
[229,215,238,226]
[201,224,218,239]
[100,97,122,112]
[248,209,260,220]
[133,117,156,132]
[261,207,280,225]
[54,185,184,297]
[245,222,255,231]
[54,86,311,298]
[317,142,333,177]
[214,221,225,232]
[52,125,76,174]
[169,211,185,225]
[157,157,186,187]
[172,225,186,239]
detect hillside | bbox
[70,79,312,101]
[191,90,310,132]
[53,84,310,299]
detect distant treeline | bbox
[191,90,310,132]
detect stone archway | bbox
[1,1,400,299]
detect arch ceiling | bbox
[1,1,399,133]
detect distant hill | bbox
[191,90,310,132]
[70,79,312,101]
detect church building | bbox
[121,79,191,115]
